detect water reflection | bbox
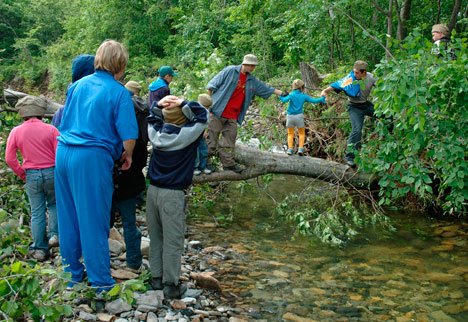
[188,176,467,321]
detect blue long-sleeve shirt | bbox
[207,65,274,124]
[279,89,325,115]
[58,70,138,160]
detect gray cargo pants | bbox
[146,185,186,286]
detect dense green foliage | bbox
[0,0,466,253]
[361,33,467,214]
[1,0,464,96]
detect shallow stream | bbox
[188,176,468,321]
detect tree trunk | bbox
[2,89,377,189]
[299,63,324,90]
[396,0,412,40]
[193,145,377,189]
[348,9,356,59]
[448,0,461,33]
[1,88,62,118]
[386,0,393,58]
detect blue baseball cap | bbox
[158,66,178,77]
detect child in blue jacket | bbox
[279,79,325,156]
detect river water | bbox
[188,176,467,321]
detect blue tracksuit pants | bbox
[55,144,115,289]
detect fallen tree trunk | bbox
[1,88,62,118]
[193,145,378,189]
[2,89,377,189]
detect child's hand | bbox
[320,96,326,104]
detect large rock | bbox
[190,272,221,291]
[108,239,125,255]
[104,298,132,315]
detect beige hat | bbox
[125,81,142,95]
[242,54,259,65]
[198,94,212,108]
[292,79,305,90]
[15,95,47,118]
[353,60,368,71]
[162,107,188,126]
[432,24,449,36]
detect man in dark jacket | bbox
[146,95,208,299]
[147,66,178,109]
[111,80,149,272]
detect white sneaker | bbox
[193,169,201,176]
[202,168,212,175]
[48,235,59,247]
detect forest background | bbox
[0,0,467,228]
[0,0,467,318]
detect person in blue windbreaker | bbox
[279,79,325,156]
[147,65,178,109]
[55,40,138,291]
[321,60,376,168]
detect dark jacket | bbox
[148,78,170,109]
[147,101,208,190]
[113,95,149,200]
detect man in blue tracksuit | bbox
[146,95,208,299]
[55,40,138,291]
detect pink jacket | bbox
[5,118,59,181]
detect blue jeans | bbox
[113,197,142,269]
[195,137,208,170]
[346,102,374,161]
[25,167,58,251]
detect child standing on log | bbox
[279,79,325,156]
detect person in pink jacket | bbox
[5,95,60,261]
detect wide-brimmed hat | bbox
[432,24,449,36]
[242,54,258,65]
[292,79,305,90]
[353,60,368,71]
[15,95,47,118]
[198,94,212,108]
[125,81,142,95]
[158,66,178,77]
[162,107,187,126]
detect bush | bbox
[361,32,468,215]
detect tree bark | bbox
[193,145,377,189]
[386,0,393,58]
[2,89,377,189]
[396,0,412,40]
[2,88,62,118]
[448,0,461,33]
[299,63,324,90]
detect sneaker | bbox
[297,147,305,156]
[287,148,294,155]
[48,235,59,247]
[224,164,245,173]
[202,168,212,175]
[163,282,187,299]
[206,163,217,173]
[193,169,201,176]
[30,249,47,262]
[345,159,356,168]
[127,263,147,274]
[151,277,163,290]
